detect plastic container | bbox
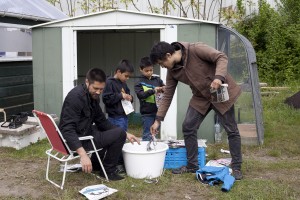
[122,141,169,179]
[164,147,206,169]
[210,84,229,102]
[214,122,222,143]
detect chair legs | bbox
[91,141,109,181]
[45,152,108,189]
[46,155,67,189]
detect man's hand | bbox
[76,147,92,173]
[210,79,222,90]
[126,132,140,144]
[150,120,160,135]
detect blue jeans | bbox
[142,115,156,141]
[108,116,128,132]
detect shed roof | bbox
[0,0,67,22]
[31,9,219,29]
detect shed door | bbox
[62,28,77,100]
[159,25,178,140]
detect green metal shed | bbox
[31,9,264,144]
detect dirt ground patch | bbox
[0,151,299,200]
[0,158,46,199]
[0,155,215,199]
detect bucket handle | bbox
[146,135,157,151]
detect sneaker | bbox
[99,171,124,181]
[232,169,243,180]
[115,164,126,175]
[172,166,198,174]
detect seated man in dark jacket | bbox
[59,68,139,181]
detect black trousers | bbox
[183,105,242,170]
[82,126,126,173]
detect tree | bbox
[234,0,300,85]
[47,0,231,21]
[47,0,77,16]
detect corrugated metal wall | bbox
[32,27,63,117]
[0,61,34,121]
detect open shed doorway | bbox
[76,29,160,113]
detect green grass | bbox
[261,85,300,158]
[1,84,300,199]
[0,138,50,159]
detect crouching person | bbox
[149,41,243,180]
[59,68,139,181]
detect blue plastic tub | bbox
[164,147,206,169]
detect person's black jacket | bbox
[59,84,115,151]
[102,77,132,118]
[134,75,164,115]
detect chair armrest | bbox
[79,136,94,141]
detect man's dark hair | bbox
[115,59,134,73]
[150,41,175,64]
[139,56,152,70]
[86,68,106,83]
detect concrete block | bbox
[0,117,46,150]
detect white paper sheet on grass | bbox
[59,164,82,172]
[79,184,118,200]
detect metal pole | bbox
[219,0,223,22]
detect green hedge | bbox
[234,0,300,85]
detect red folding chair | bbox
[32,110,108,189]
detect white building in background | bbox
[53,0,277,22]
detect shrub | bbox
[234,0,300,85]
